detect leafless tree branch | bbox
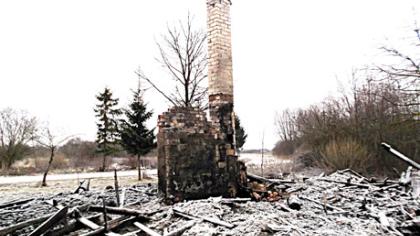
[141,14,208,109]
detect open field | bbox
[0,169,157,204]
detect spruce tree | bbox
[120,82,155,180]
[94,87,121,171]
[235,115,247,153]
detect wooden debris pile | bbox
[1,168,419,235]
[153,169,419,235]
[0,182,157,236]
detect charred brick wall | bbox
[157,107,242,201]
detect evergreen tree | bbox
[235,115,247,153]
[94,87,121,171]
[120,82,155,180]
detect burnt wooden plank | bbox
[173,208,234,229]
[28,206,68,236]
[88,205,150,221]
[0,198,35,209]
[80,216,135,236]
[133,222,161,236]
[77,217,100,230]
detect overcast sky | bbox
[0,0,418,149]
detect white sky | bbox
[0,0,418,149]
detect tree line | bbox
[274,28,419,175]
[0,81,156,183]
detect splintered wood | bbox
[0,169,419,235]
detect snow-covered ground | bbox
[239,153,294,176]
[239,153,291,166]
[0,169,157,185]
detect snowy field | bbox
[0,169,157,185]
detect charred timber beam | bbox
[164,220,197,236]
[299,196,346,213]
[318,178,373,188]
[247,173,295,184]
[133,222,161,236]
[173,208,234,228]
[0,205,89,236]
[77,217,100,230]
[220,198,251,204]
[88,205,150,221]
[0,198,35,209]
[28,206,68,236]
[46,213,103,236]
[0,216,50,236]
[80,216,135,236]
[381,143,420,169]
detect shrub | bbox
[318,138,371,173]
[51,154,69,169]
[272,140,297,156]
[120,157,137,169]
[34,157,48,171]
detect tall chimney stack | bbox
[207,0,236,159]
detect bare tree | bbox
[376,28,420,110]
[0,108,37,171]
[138,14,208,108]
[36,127,74,186]
[275,109,298,142]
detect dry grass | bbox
[319,138,372,173]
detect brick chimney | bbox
[157,0,246,202]
[207,0,236,159]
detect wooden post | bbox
[114,169,120,207]
[261,131,265,177]
[101,197,108,232]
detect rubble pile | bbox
[0,183,157,235]
[1,168,419,236]
[150,169,419,236]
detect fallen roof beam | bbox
[381,142,420,169]
[164,220,197,236]
[80,216,135,236]
[28,206,68,236]
[88,205,150,220]
[77,216,101,230]
[47,213,103,236]
[247,173,295,184]
[173,208,234,229]
[0,205,89,236]
[0,198,35,209]
[134,222,162,236]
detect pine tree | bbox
[235,115,247,153]
[120,82,155,180]
[94,87,122,172]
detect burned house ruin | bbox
[157,0,246,200]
